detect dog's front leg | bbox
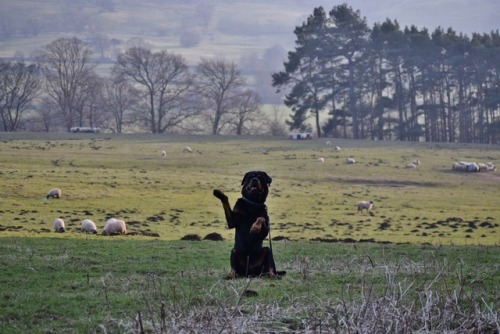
[213,189,235,228]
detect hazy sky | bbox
[311,0,499,35]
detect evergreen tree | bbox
[272,7,328,137]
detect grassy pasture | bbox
[0,133,499,332]
[1,236,499,332]
[0,133,498,245]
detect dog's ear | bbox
[241,172,251,186]
[264,173,272,186]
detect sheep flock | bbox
[452,161,496,172]
[51,216,126,236]
[42,141,495,238]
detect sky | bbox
[310,0,499,36]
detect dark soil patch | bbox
[181,234,201,241]
[333,177,439,188]
[272,235,290,241]
[203,232,224,241]
[127,231,160,237]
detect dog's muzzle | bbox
[246,178,263,193]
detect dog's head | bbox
[241,171,272,204]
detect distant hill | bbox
[2,0,497,103]
[1,0,497,63]
[0,0,317,62]
[0,0,325,103]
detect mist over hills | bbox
[2,0,497,63]
[1,0,497,104]
[1,0,318,103]
[1,0,316,62]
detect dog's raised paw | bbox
[213,189,228,202]
[250,217,265,233]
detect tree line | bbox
[0,37,285,135]
[2,3,500,142]
[272,4,500,143]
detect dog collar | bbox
[241,196,267,210]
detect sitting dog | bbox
[213,171,278,278]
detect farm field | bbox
[0,133,498,245]
[0,133,499,332]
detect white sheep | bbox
[413,159,421,166]
[478,163,487,172]
[47,188,61,199]
[325,141,332,145]
[346,157,356,164]
[316,157,325,163]
[467,162,479,172]
[486,162,496,172]
[478,162,496,172]
[334,146,341,152]
[357,201,373,213]
[452,162,467,171]
[453,161,481,172]
[161,150,166,158]
[183,146,192,153]
[81,219,97,234]
[102,218,127,236]
[53,218,65,233]
[406,163,417,169]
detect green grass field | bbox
[0,133,499,332]
[0,133,498,245]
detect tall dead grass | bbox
[97,255,499,333]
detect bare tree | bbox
[38,97,58,132]
[232,89,262,135]
[38,37,96,131]
[102,76,141,133]
[267,105,289,136]
[0,61,42,132]
[83,73,106,128]
[113,47,196,133]
[72,72,106,128]
[196,58,245,134]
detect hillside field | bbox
[0,133,499,332]
[0,133,499,245]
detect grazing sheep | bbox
[406,163,417,169]
[486,162,496,172]
[478,162,496,172]
[452,162,467,171]
[346,157,356,164]
[81,219,97,234]
[452,161,491,172]
[451,161,482,172]
[183,146,192,153]
[357,201,373,213]
[467,162,479,172]
[102,218,127,236]
[161,150,166,158]
[53,218,65,233]
[46,188,61,199]
[316,157,325,163]
[334,146,341,152]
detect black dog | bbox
[213,171,278,278]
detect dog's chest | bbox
[234,199,268,226]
